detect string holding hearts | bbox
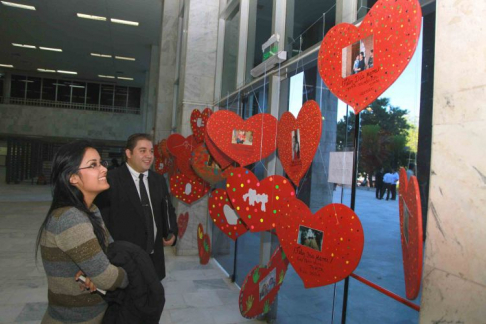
[276,200,364,288]
[239,246,290,319]
[398,168,423,300]
[169,171,210,205]
[177,212,189,239]
[318,0,422,113]
[206,110,277,167]
[225,167,296,232]
[191,108,213,143]
[197,224,211,265]
[167,134,198,180]
[208,189,248,241]
[277,100,322,186]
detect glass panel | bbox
[357,0,378,20]
[285,0,336,59]
[70,81,86,104]
[246,0,274,83]
[100,84,114,107]
[42,79,56,101]
[114,86,128,107]
[221,5,240,97]
[128,87,141,108]
[86,83,100,105]
[56,80,71,102]
[26,77,41,100]
[0,74,4,98]
[11,75,27,98]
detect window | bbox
[114,86,128,108]
[100,84,114,107]
[42,79,57,101]
[26,77,41,100]
[357,0,378,20]
[11,75,27,98]
[221,5,240,97]
[0,74,4,98]
[86,83,100,105]
[70,81,86,104]
[56,80,71,103]
[128,87,141,108]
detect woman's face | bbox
[71,148,109,200]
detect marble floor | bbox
[0,183,263,324]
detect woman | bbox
[36,140,128,323]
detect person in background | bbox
[368,49,374,68]
[390,169,399,200]
[375,168,384,199]
[383,169,393,201]
[407,162,416,180]
[108,158,120,170]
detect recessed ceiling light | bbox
[91,53,112,58]
[117,77,134,81]
[99,75,115,79]
[37,68,56,73]
[57,70,77,75]
[1,1,36,10]
[77,13,107,21]
[39,47,63,52]
[12,43,36,49]
[115,56,136,61]
[0,64,14,68]
[110,18,139,26]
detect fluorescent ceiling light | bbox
[0,64,14,68]
[99,75,115,79]
[57,70,77,75]
[39,47,62,52]
[115,56,136,61]
[1,1,36,10]
[69,85,85,88]
[117,76,134,81]
[20,80,34,83]
[110,18,139,26]
[37,68,56,73]
[77,13,107,21]
[12,43,36,49]
[91,53,112,58]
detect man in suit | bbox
[95,133,177,281]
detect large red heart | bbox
[167,134,198,179]
[277,100,322,186]
[191,108,213,143]
[318,0,422,113]
[208,189,248,241]
[398,167,423,300]
[206,110,277,167]
[177,212,189,239]
[204,131,234,169]
[191,143,228,185]
[226,167,295,232]
[169,171,210,205]
[239,246,289,318]
[197,224,210,265]
[276,200,364,288]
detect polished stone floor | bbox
[0,183,263,324]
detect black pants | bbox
[375,183,384,198]
[390,184,397,200]
[385,183,392,200]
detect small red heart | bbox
[167,134,198,179]
[398,168,423,300]
[277,100,322,186]
[204,131,234,169]
[208,189,248,241]
[191,108,213,143]
[191,143,227,185]
[206,110,277,167]
[276,200,364,288]
[239,247,289,318]
[197,224,210,265]
[169,171,210,205]
[225,167,295,232]
[177,212,189,239]
[318,0,422,113]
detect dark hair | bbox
[125,133,152,159]
[408,163,415,170]
[35,140,107,260]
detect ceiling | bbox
[0,0,162,87]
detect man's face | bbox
[126,139,154,173]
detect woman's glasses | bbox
[78,160,109,170]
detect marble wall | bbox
[419,1,486,322]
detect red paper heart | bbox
[167,134,198,179]
[204,131,234,169]
[191,108,213,143]
[226,167,295,232]
[239,247,289,318]
[208,189,248,241]
[276,201,364,288]
[318,0,422,113]
[398,168,423,300]
[177,212,189,239]
[169,171,210,205]
[191,143,227,185]
[197,224,210,265]
[206,110,277,167]
[277,100,322,186]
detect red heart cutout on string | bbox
[197,224,211,265]
[177,212,189,239]
[208,189,248,241]
[191,108,213,143]
[318,0,422,113]
[191,143,229,185]
[277,100,322,186]
[239,246,289,319]
[204,131,234,169]
[398,168,423,300]
[225,167,295,232]
[167,134,198,179]
[276,200,364,288]
[154,139,174,175]
[206,110,277,167]
[169,171,210,205]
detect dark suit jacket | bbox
[95,163,177,280]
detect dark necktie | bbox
[139,173,155,253]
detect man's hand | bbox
[75,270,97,293]
[163,234,176,246]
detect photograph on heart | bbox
[232,129,254,146]
[206,154,221,170]
[342,35,374,78]
[291,129,302,164]
[297,225,324,252]
[259,268,277,301]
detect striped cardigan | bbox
[40,206,127,323]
